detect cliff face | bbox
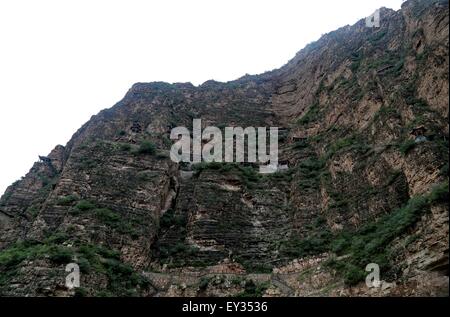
[0,0,448,297]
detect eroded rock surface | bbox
[0,0,448,297]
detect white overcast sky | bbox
[0,0,404,195]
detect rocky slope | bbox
[0,0,448,297]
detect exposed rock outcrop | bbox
[0,0,448,297]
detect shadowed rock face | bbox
[0,0,448,297]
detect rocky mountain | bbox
[0,0,448,297]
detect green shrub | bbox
[104,258,133,276]
[192,161,223,172]
[386,170,402,186]
[95,246,121,260]
[159,209,187,229]
[343,264,366,285]
[440,163,448,177]
[94,208,120,224]
[292,139,309,149]
[76,244,150,295]
[400,78,429,108]
[78,257,91,274]
[0,242,43,268]
[75,200,96,211]
[264,171,293,182]
[398,139,416,155]
[231,276,245,286]
[428,181,449,204]
[326,137,354,157]
[411,98,429,109]
[45,232,69,244]
[239,166,260,184]
[368,30,387,44]
[374,106,400,121]
[119,143,132,152]
[324,135,369,159]
[0,239,150,296]
[299,157,326,171]
[236,280,270,297]
[155,151,169,159]
[241,262,273,274]
[0,236,79,271]
[350,60,361,73]
[79,158,97,169]
[193,162,260,186]
[74,287,88,297]
[92,207,137,237]
[281,232,332,258]
[297,156,326,191]
[116,222,138,237]
[198,277,210,290]
[328,193,431,285]
[137,141,156,155]
[56,195,78,206]
[298,102,319,125]
[390,60,404,77]
[49,246,73,264]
